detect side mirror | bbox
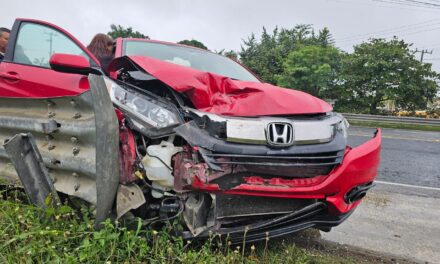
[49,53,101,75]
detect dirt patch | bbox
[363,191,391,207]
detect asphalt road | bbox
[348,126,440,188]
[315,127,440,263]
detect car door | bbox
[0,19,100,98]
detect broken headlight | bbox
[104,77,180,128]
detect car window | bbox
[124,41,260,82]
[13,22,91,68]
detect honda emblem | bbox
[266,122,294,146]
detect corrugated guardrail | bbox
[0,75,120,224]
[342,113,440,126]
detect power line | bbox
[337,18,440,41]
[404,0,440,7]
[418,42,440,49]
[328,0,440,13]
[383,25,440,37]
[338,24,440,47]
[371,0,440,9]
[328,0,440,66]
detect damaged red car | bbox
[0,19,381,243]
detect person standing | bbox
[87,33,115,73]
[0,28,10,62]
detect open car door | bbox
[0,18,100,97]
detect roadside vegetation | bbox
[237,27,439,116]
[0,188,355,264]
[107,24,440,117]
[112,25,439,117]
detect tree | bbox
[216,49,239,60]
[178,39,208,50]
[223,50,238,61]
[239,25,334,84]
[336,38,439,114]
[276,45,343,98]
[108,24,149,39]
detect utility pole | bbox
[44,32,58,57]
[415,49,433,62]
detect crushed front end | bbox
[98,67,381,242]
[167,111,381,242]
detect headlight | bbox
[104,77,180,128]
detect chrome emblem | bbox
[266,122,294,146]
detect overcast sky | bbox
[2,0,440,71]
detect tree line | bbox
[108,24,439,114]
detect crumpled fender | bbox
[118,56,332,116]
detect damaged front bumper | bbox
[175,126,381,238]
[181,201,353,244]
[175,120,381,214]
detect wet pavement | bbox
[311,127,440,263]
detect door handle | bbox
[0,71,21,82]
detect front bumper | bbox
[177,127,381,215]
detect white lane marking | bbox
[349,133,440,142]
[376,180,440,191]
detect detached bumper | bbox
[181,201,353,244]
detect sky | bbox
[2,0,440,71]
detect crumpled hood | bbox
[127,56,332,116]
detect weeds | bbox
[0,188,352,263]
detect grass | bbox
[347,119,440,132]
[0,188,355,264]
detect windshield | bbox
[123,40,260,82]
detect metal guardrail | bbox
[342,113,440,126]
[0,75,120,224]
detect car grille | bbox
[202,151,344,178]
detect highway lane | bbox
[348,126,440,188]
[318,127,440,263]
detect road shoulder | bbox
[319,182,440,263]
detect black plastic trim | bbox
[180,202,354,244]
[344,182,375,204]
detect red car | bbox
[0,18,381,243]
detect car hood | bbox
[125,56,332,117]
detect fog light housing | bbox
[344,182,375,204]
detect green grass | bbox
[348,119,440,132]
[0,189,355,264]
